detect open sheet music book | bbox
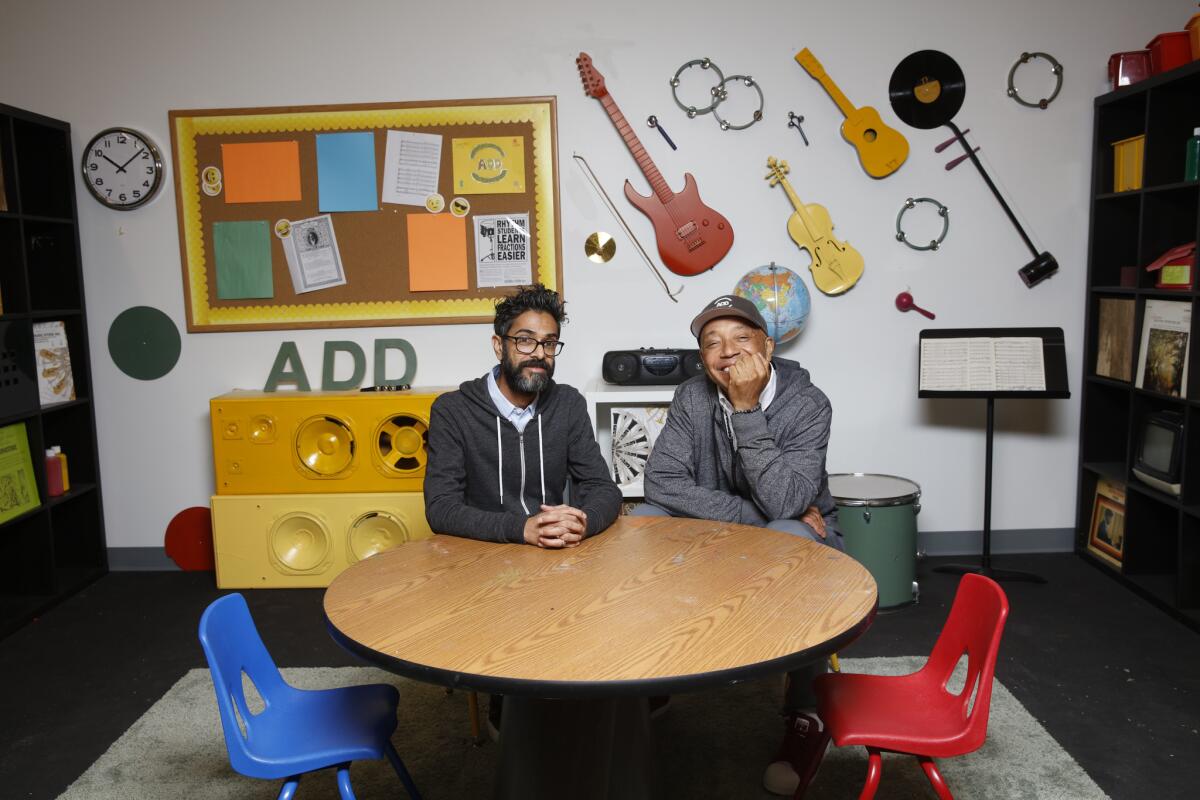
[919,337,1046,392]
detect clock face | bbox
[81,128,163,210]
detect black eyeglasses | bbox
[503,336,565,356]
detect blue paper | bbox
[316,132,379,212]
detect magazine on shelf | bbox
[609,406,670,494]
[1095,298,1136,382]
[1086,477,1125,570]
[0,422,41,524]
[1135,299,1191,398]
[33,320,75,406]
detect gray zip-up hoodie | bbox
[644,356,839,529]
[423,374,622,543]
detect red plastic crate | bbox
[1109,50,1150,90]
[1147,31,1191,74]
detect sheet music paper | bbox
[381,131,443,206]
[920,337,1046,392]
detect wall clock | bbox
[80,127,164,210]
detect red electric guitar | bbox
[576,52,733,276]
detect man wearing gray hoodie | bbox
[424,284,621,546]
[642,294,844,796]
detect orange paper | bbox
[221,141,302,203]
[407,214,468,291]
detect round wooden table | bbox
[325,515,877,799]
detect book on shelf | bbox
[1135,299,1191,398]
[610,405,670,495]
[33,320,75,406]
[1095,297,1136,382]
[0,422,41,525]
[1086,477,1125,570]
[919,336,1046,392]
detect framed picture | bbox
[1087,478,1126,569]
[609,406,670,495]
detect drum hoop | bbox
[828,472,922,507]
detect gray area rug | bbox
[59,657,1107,799]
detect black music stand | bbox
[918,327,1070,583]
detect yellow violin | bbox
[765,157,863,295]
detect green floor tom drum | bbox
[828,473,921,608]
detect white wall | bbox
[0,0,1186,547]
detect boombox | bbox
[602,348,703,385]
[211,492,433,588]
[210,389,444,495]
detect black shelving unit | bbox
[0,104,107,638]
[1077,61,1200,631]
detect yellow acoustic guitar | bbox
[765,157,863,295]
[795,48,908,179]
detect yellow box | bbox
[211,389,444,495]
[212,491,433,588]
[1113,134,1145,192]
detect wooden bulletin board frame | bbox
[168,97,562,332]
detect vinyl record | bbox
[888,50,966,129]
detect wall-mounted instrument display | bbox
[577,52,734,276]
[794,48,908,178]
[765,157,863,295]
[889,49,1058,287]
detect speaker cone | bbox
[376,414,429,473]
[604,353,639,384]
[249,415,276,444]
[269,512,332,573]
[295,415,355,476]
[347,511,409,562]
[683,351,705,378]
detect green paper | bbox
[213,221,274,299]
[0,422,41,524]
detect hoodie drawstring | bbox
[496,416,503,505]
[538,414,546,505]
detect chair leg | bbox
[385,740,424,800]
[336,764,357,800]
[277,777,300,800]
[790,726,832,800]
[468,690,483,745]
[917,756,954,800]
[857,748,882,800]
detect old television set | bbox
[1132,410,1183,496]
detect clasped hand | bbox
[725,352,771,411]
[524,504,588,548]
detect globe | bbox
[733,262,811,344]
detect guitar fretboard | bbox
[599,95,673,203]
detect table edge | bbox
[324,600,878,698]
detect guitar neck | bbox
[814,72,858,119]
[599,94,674,203]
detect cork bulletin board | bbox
[168,97,561,332]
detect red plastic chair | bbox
[805,574,1010,800]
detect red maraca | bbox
[895,291,935,319]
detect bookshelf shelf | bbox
[1078,63,1200,631]
[0,103,107,640]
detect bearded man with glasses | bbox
[424,283,621,549]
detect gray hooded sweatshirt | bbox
[643,356,839,529]
[423,374,622,543]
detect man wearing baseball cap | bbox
[638,293,843,796]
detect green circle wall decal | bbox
[108,306,181,380]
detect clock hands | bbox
[100,153,126,173]
[117,148,146,173]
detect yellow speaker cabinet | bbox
[211,492,434,588]
[210,389,444,495]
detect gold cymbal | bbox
[585,231,616,263]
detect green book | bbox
[0,422,41,524]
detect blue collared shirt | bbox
[487,366,537,432]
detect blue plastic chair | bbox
[198,593,422,800]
